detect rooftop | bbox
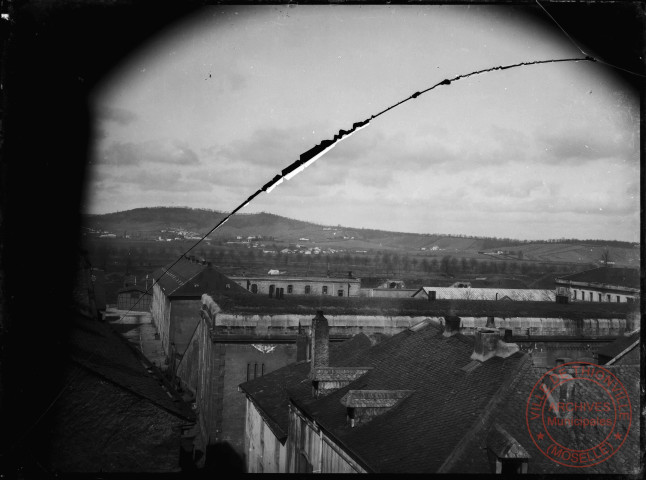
[596,329,640,364]
[555,266,641,290]
[153,257,249,297]
[34,313,195,472]
[241,322,527,473]
[215,293,634,319]
[240,321,640,473]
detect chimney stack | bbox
[443,316,461,337]
[471,328,519,362]
[311,311,329,369]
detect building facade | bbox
[230,274,361,297]
[151,256,249,372]
[555,267,640,303]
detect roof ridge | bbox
[437,352,531,473]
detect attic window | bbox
[486,424,529,474]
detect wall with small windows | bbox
[176,313,299,468]
[230,276,361,297]
[569,288,636,303]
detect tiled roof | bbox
[242,322,527,473]
[44,362,187,472]
[340,390,413,408]
[68,314,194,421]
[555,267,641,290]
[597,329,640,363]
[238,334,373,442]
[309,367,371,382]
[452,362,641,474]
[152,258,249,298]
[414,287,555,302]
[152,258,205,296]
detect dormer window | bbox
[486,424,529,474]
[346,407,356,428]
[340,390,413,427]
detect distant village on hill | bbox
[26,206,634,474]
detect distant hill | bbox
[81,207,640,267]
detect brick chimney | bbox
[443,316,461,337]
[471,327,520,362]
[311,311,329,369]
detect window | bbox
[322,286,328,295]
[589,292,593,302]
[607,294,611,302]
[247,363,265,381]
[251,284,258,294]
[305,285,311,294]
[617,295,621,303]
[225,283,230,289]
[288,285,293,294]
[338,289,343,297]
[573,291,577,300]
[598,293,602,302]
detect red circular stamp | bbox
[525,361,632,468]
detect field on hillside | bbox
[81,207,639,304]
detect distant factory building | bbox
[555,267,640,303]
[229,272,360,297]
[412,287,555,302]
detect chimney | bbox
[443,316,461,337]
[311,311,329,369]
[471,328,519,362]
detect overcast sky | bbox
[87,4,640,242]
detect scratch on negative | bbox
[122,55,593,318]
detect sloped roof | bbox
[555,267,641,290]
[597,329,640,364]
[152,258,249,298]
[451,362,641,474]
[340,390,413,408]
[242,322,527,473]
[152,258,205,296]
[68,314,194,421]
[29,313,197,472]
[238,334,373,442]
[413,286,555,302]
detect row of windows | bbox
[248,284,345,296]
[572,290,631,303]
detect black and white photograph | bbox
[0,0,642,475]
